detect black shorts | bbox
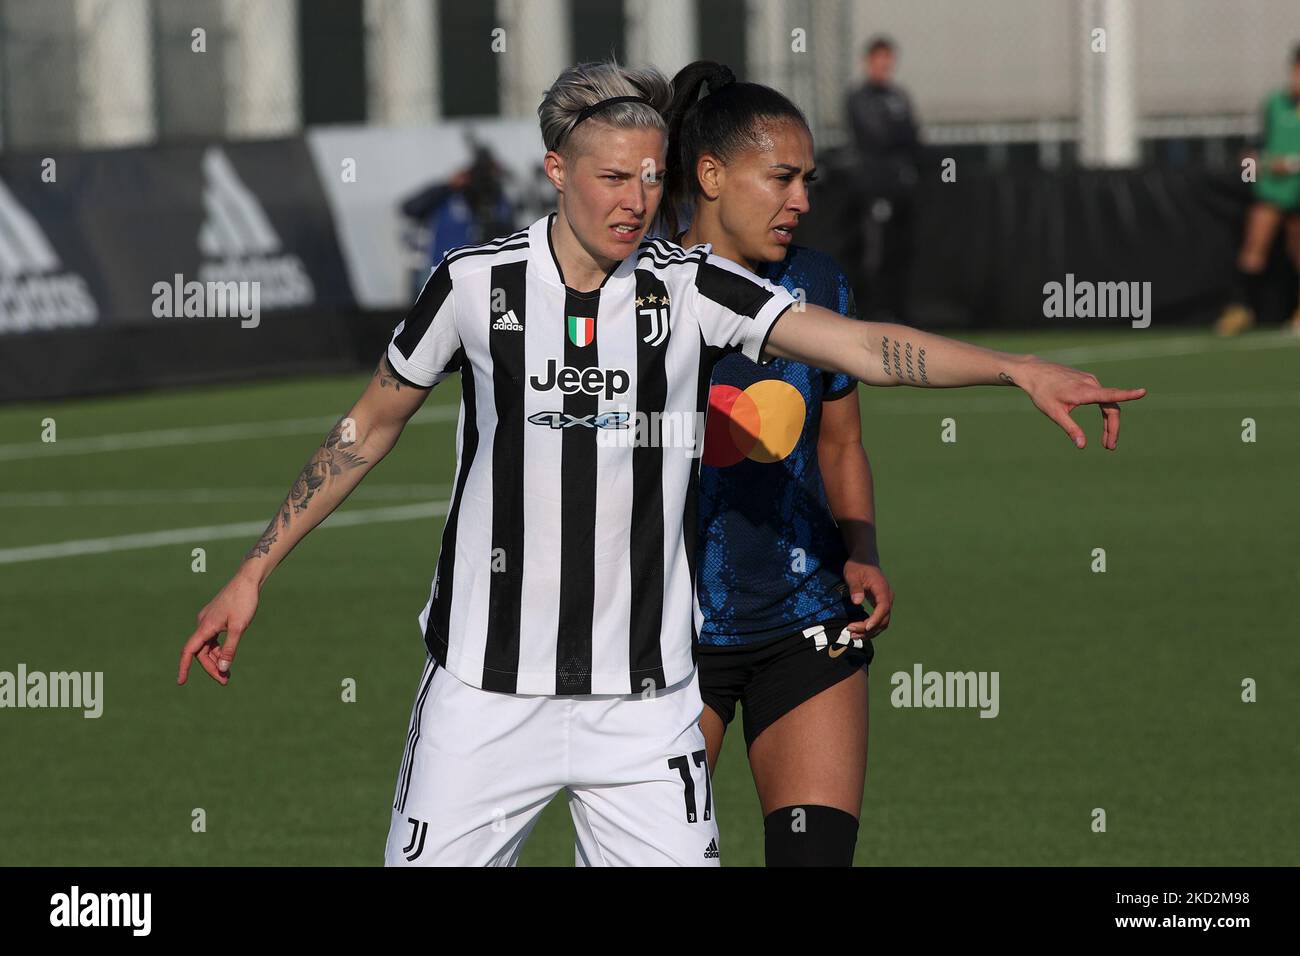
[698,617,873,751]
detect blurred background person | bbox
[845,34,920,323]
[1215,43,1300,336]
[399,142,516,299]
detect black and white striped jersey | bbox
[386,214,796,695]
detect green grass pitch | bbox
[1,329,1296,866]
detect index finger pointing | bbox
[1095,386,1146,404]
[178,621,221,685]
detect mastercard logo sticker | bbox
[702,380,807,467]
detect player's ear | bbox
[696,153,723,200]
[543,150,566,193]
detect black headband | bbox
[563,95,652,144]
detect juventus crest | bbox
[402,817,428,862]
[636,293,670,347]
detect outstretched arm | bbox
[177,355,433,686]
[238,356,429,579]
[765,305,1146,450]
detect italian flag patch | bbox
[567,315,594,347]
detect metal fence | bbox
[1,0,1297,163]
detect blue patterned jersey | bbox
[696,245,864,645]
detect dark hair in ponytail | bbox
[659,60,810,237]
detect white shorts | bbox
[384,656,720,867]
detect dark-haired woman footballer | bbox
[662,62,891,866]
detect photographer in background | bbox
[399,144,516,298]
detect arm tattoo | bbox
[998,371,1016,385]
[243,417,368,561]
[881,335,928,384]
[374,355,405,391]
[287,418,367,515]
[245,513,281,559]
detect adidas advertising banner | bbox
[0,137,353,337]
[0,169,102,335]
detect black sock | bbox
[764,805,859,867]
[1236,267,1263,315]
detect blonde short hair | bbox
[538,60,672,156]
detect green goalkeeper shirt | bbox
[1255,89,1300,209]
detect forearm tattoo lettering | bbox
[880,335,929,384]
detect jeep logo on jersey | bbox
[196,148,315,310]
[529,358,630,400]
[528,410,630,430]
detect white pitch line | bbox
[0,404,460,462]
[1041,331,1300,364]
[0,501,449,565]
[0,484,449,508]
